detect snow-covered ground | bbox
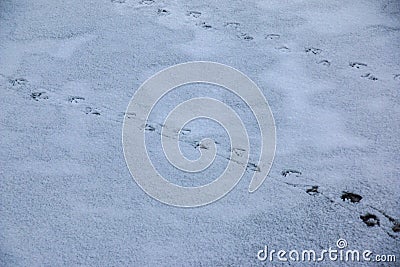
[1,0,399,266]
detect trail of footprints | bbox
[7,77,101,117]
[183,9,386,82]
[5,80,399,239]
[279,169,399,237]
[7,76,399,234]
[185,9,256,39]
[349,62,380,81]
[185,10,213,30]
[222,21,255,41]
[107,1,400,83]
[5,6,399,236]
[105,1,400,83]
[143,117,262,173]
[144,120,262,173]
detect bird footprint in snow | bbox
[349,62,367,69]
[276,46,290,52]
[237,33,253,40]
[361,73,378,81]
[306,186,319,196]
[317,59,331,66]
[85,107,100,115]
[224,22,240,30]
[341,192,362,203]
[9,78,28,86]
[232,147,246,157]
[281,169,302,177]
[139,0,154,5]
[187,11,201,18]
[305,47,322,55]
[197,22,212,29]
[31,92,49,101]
[68,96,85,104]
[360,213,380,227]
[157,8,170,15]
[265,34,280,40]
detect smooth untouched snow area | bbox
[1,0,399,266]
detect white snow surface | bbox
[1,0,399,266]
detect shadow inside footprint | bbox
[361,73,378,81]
[276,46,290,52]
[306,186,319,196]
[10,78,28,86]
[392,223,400,233]
[180,128,191,135]
[349,62,367,69]
[187,11,201,18]
[145,123,155,132]
[265,34,280,40]
[198,22,212,29]
[317,60,331,66]
[157,8,170,15]
[232,147,246,157]
[247,162,260,172]
[237,33,253,40]
[341,192,362,203]
[68,96,85,103]
[306,185,319,196]
[123,112,136,120]
[224,22,240,30]
[305,47,322,55]
[281,169,302,177]
[194,141,208,150]
[85,107,100,115]
[139,0,154,5]
[360,213,380,227]
[31,92,49,101]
